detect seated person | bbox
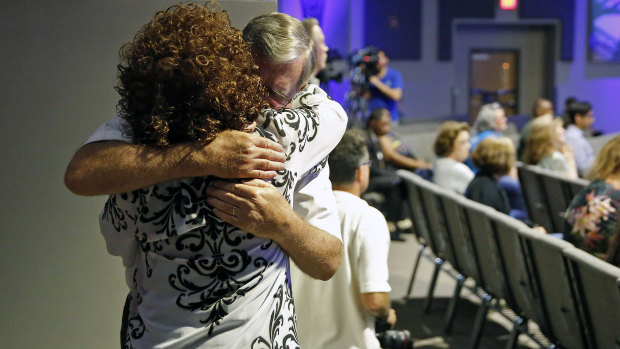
[468,102,508,165]
[465,137,515,215]
[523,116,578,178]
[292,130,398,349]
[565,135,620,262]
[517,98,554,160]
[432,121,474,194]
[564,100,596,176]
[365,108,430,240]
[366,108,432,175]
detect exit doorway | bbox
[469,49,519,120]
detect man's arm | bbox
[206,179,342,280]
[369,76,402,102]
[65,130,286,196]
[378,136,431,170]
[361,293,396,327]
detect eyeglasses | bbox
[266,86,294,110]
[266,82,308,111]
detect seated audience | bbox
[524,116,578,178]
[465,137,515,215]
[565,135,620,261]
[564,100,596,176]
[292,130,398,349]
[432,121,474,194]
[517,98,554,160]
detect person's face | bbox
[493,108,507,132]
[311,25,329,73]
[377,50,389,69]
[449,130,471,162]
[258,55,306,109]
[554,123,565,145]
[537,100,553,117]
[370,112,392,136]
[576,110,595,129]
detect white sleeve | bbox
[358,206,392,294]
[293,166,342,242]
[85,116,133,144]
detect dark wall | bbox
[364,0,422,59]
[437,0,495,60]
[520,0,575,60]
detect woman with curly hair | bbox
[565,135,620,262]
[98,3,346,348]
[432,121,474,194]
[523,116,578,178]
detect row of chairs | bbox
[397,169,620,349]
[517,162,590,234]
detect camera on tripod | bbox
[349,45,380,77]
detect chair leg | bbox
[405,244,425,298]
[468,293,492,349]
[444,274,465,334]
[505,316,524,349]
[423,257,444,313]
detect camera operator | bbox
[368,49,404,124]
[292,130,403,349]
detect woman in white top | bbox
[524,116,578,178]
[432,121,475,194]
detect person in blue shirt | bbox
[367,50,404,123]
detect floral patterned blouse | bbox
[564,179,620,259]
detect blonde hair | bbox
[433,121,470,157]
[523,115,561,165]
[472,137,515,175]
[587,135,620,180]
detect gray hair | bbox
[243,13,316,85]
[473,102,502,134]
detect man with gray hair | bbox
[66,8,345,347]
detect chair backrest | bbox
[488,212,548,330]
[438,190,481,282]
[564,248,620,349]
[518,228,587,349]
[517,162,554,233]
[460,198,508,298]
[411,175,456,265]
[397,170,438,253]
[533,166,590,234]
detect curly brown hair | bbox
[116,2,268,146]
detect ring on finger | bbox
[232,205,238,217]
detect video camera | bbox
[349,45,380,77]
[375,314,414,349]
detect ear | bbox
[355,166,364,183]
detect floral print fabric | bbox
[565,179,620,259]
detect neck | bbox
[332,183,361,197]
[606,173,620,190]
